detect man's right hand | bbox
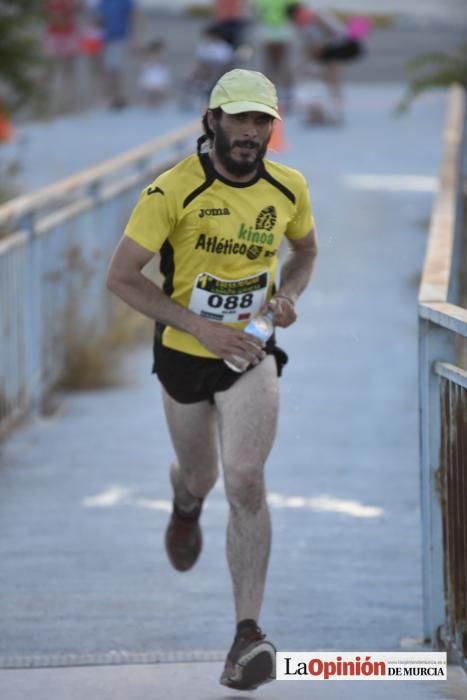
[193,320,265,367]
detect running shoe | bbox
[220,623,276,690]
[164,500,202,572]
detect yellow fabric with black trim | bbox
[124,152,314,358]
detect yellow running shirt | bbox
[124,151,314,358]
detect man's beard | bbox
[212,121,269,177]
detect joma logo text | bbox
[198,207,231,218]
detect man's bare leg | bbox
[162,390,220,571]
[215,356,279,623]
[215,356,278,689]
[162,390,219,506]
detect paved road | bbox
[1,661,466,700]
[0,84,449,663]
[3,88,467,699]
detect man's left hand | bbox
[267,295,297,328]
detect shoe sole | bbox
[221,641,276,690]
[165,515,202,572]
[165,528,202,571]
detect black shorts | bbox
[152,336,288,405]
[213,19,248,49]
[318,38,363,63]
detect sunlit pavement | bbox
[1,86,466,698]
[1,661,466,700]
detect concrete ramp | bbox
[1,86,465,698]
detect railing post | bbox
[21,214,43,414]
[418,313,456,646]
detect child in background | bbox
[139,40,171,106]
[180,25,234,108]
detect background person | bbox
[180,24,235,108]
[253,0,298,109]
[291,4,370,124]
[96,0,137,109]
[138,39,171,107]
[106,68,317,691]
[79,0,104,107]
[212,0,250,50]
[43,0,80,113]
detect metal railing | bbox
[0,120,200,438]
[418,85,467,668]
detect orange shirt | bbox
[214,0,247,21]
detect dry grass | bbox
[59,300,154,391]
[58,252,161,391]
[0,185,21,240]
[0,224,14,241]
[0,162,22,239]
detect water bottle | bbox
[224,309,274,373]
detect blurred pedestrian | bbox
[43,0,80,113]
[96,0,137,109]
[253,0,298,109]
[106,68,317,691]
[291,4,370,124]
[213,0,250,49]
[79,0,105,107]
[180,24,235,108]
[0,101,26,203]
[139,40,171,107]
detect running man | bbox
[106,69,318,691]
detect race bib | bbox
[188,271,269,323]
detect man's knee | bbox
[183,462,219,499]
[224,467,266,513]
